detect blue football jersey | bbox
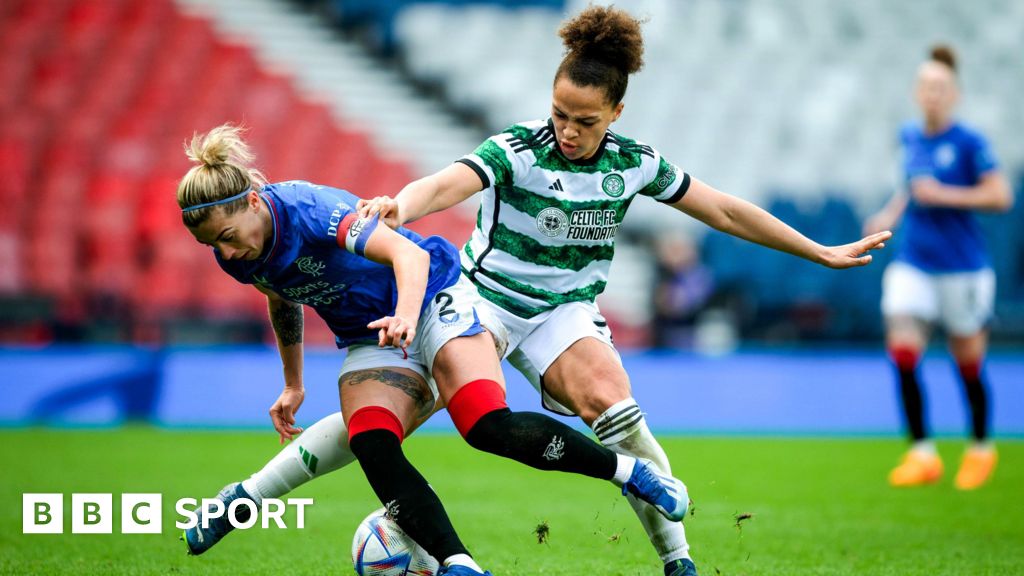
[896,121,999,272]
[215,181,462,348]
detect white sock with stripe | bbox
[241,412,356,503]
[591,398,692,565]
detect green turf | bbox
[0,428,1021,575]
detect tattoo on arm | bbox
[269,300,303,346]
[341,369,434,419]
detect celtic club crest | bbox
[601,173,625,198]
[536,207,569,237]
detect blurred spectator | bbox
[650,232,714,349]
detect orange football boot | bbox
[889,450,943,487]
[954,446,997,490]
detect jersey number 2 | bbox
[435,292,459,324]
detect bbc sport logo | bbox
[22,493,313,534]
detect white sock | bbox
[592,398,691,565]
[241,412,355,503]
[611,454,636,486]
[911,440,937,456]
[443,554,482,571]
[969,440,995,452]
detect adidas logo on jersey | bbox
[547,179,564,191]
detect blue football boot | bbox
[436,566,493,575]
[622,459,689,522]
[665,558,699,576]
[182,482,255,555]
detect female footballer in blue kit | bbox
[864,45,1013,490]
[177,124,689,574]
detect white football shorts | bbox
[339,275,503,401]
[881,260,995,336]
[479,298,619,416]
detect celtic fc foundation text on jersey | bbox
[456,119,691,318]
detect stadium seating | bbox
[381,0,1023,343]
[322,0,563,53]
[390,0,1024,210]
[3,0,1021,346]
[0,0,460,345]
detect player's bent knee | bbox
[575,386,631,423]
[446,379,508,438]
[561,368,630,423]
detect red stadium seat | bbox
[7,0,420,343]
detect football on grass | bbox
[352,507,439,576]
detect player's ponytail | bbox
[929,44,957,75]
[177,124,266,227]
[555,5,646,106]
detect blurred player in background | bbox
[359,7,890,576]
[864,45,1013,490]
[651,232,714,350]
[177,125,689,575]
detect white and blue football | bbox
[352,508,439,576]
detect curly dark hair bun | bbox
[559,5,644,75]
[555,5,646,106]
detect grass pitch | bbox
[1,428,1021,575]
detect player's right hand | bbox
[819,230,892,269]
[367,314,417,351]
[269,386,305,444]
[357,196,401,229]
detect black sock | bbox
[960,369,990,442]
[349,430,468,562]
[465,408,617,479]
[897,366,927,441]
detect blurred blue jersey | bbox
[216,180,461,348]
[897,121,999,272]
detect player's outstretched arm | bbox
[257,285,306,444]
[672,176,892,269]
[357,162,484,227]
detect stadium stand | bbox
[0,0,474,345]
[2,0,1021,346]
[390,0,1024,205]
[378,0,1023,343]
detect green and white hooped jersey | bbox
[456,118,691,318]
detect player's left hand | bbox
[367,315,417,351]
[269,386,305,445]
[357,196,401,229]
[910,177,945,206]
[818,230,892,269]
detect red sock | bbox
[348,406,405,443]
[957,359,981,381]
[888,345,920,372]
[446,379,507,437]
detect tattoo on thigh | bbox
[341,369,433,418]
